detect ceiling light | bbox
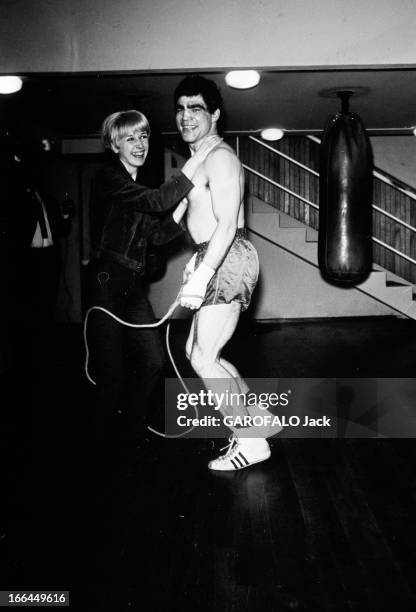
[260,128,284,141]
[413,127,416,137]
[0,76,23,94]
[225,70,260,89]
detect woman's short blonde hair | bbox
[101,110,150,150]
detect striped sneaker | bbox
[208,436,271,471]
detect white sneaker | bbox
[208,436,271,471]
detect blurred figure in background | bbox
[0,125,74,374]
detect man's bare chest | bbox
[187,168,211,208]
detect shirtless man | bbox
[175,75,280,470]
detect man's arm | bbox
[201,147,242,269]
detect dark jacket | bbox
[90,157,192,273]
[0,153,72,251]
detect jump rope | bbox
[84,282,277,445]
[83,287,199,439]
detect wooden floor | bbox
[2,316,416,610]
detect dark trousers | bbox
[85,259,166,443]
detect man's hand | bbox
[180,261,215,310]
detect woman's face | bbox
[113,128,149,176]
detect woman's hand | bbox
[193,136,223,163]
[172,197,188,224]
[181,136,223,179]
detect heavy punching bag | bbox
[318,91,373,284]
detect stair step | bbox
[360,270,387,290]
[305,227,318,242]
[386,280,408,288]
[278,215,307,229]
[361,278,413,308]
[247,210,279,233]
[250,198,279,215]
[385,269,413,287]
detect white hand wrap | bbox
[180,261,215,309]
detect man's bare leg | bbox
[186,302,249,418]
[186,302,282,434]
[217,359,250,395]
[185,310,249,398]
[186,303,282,471]
[184,302,272,471]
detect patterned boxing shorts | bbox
[194,228,259,312]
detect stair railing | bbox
[237,134,416,269]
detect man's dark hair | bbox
[174,75,223,114]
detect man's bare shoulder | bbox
[205,141,241,172]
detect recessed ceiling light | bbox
[260,128,284,141]
[0,76,23,94]
[225,70,260,89]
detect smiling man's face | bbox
[176,94,219,147]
